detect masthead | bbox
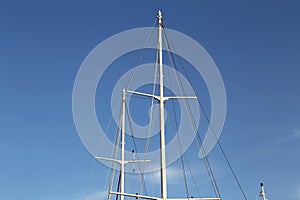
[157,10,162,20]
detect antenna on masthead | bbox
[158,10,162,18]
[259,182,267,200]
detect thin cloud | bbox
[276,129,300,144]
[295,186,300,199]
[40,190,108,200]
[144,167,183,185]
[78,190,108,200]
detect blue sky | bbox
[1,0,300,200]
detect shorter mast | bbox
[120,89,126,200]
[95,89,150,200]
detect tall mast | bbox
[158,10,167,200]
[119,10,199,200]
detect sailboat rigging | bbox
[90,10,250,200]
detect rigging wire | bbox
[163,66,203,197]
[120,17,158,196]
[120,29,157,195]
[107,110,122,200]
[148,162,156,196]
[165,107,190,198]
[85,157,96,200]
[162,27,221,198]
[125,43,159,195]
[124,103,148,195]
[87,15,248,200]
[88,18,158,200]
[183,155,202,197]
[125,19,157,90]
[85,100,122,200]
[115,173,122,200]
[124,49,159,196]
[165,59,190,198]
[163,26,248,200]
[139,47,159,194]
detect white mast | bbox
[126,10,197,200]
[157,10,167,200]
[96,89,150,200]
[120,89,126,200]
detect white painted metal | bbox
[123,10,197,200]
[121,89,126,200]
[101,11,218,200]
[126,90,197,102]
[127,90,159,100]
[95,156,121,163]
[95,90,150,200]
[110,191,162,200]
[110,192,220,200]
[167,198,221,200]
[95,156,150,164]
[163,96,197,100]
[157,10,168,200]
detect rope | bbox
[139,48,159,192]
[85,158,96,200]
[103,18,158,198]
[163,26,248,200]
[125,19,157,90]
[120,20,157,195]
[163,27,221,198]
[121,18,158,196]
[85,99,121,200]
[165,61,190,198]
[107,110,122,200]
[125,103,148,195]
[125,43,159,195]
[183,155,202,197]
[115,173,121,200]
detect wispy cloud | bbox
[276,129,300,144]
[40,190,108,200]
[294,186,300,199]
[78,190,107,200]
[144,164,220,185]
[144,167,183,185]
